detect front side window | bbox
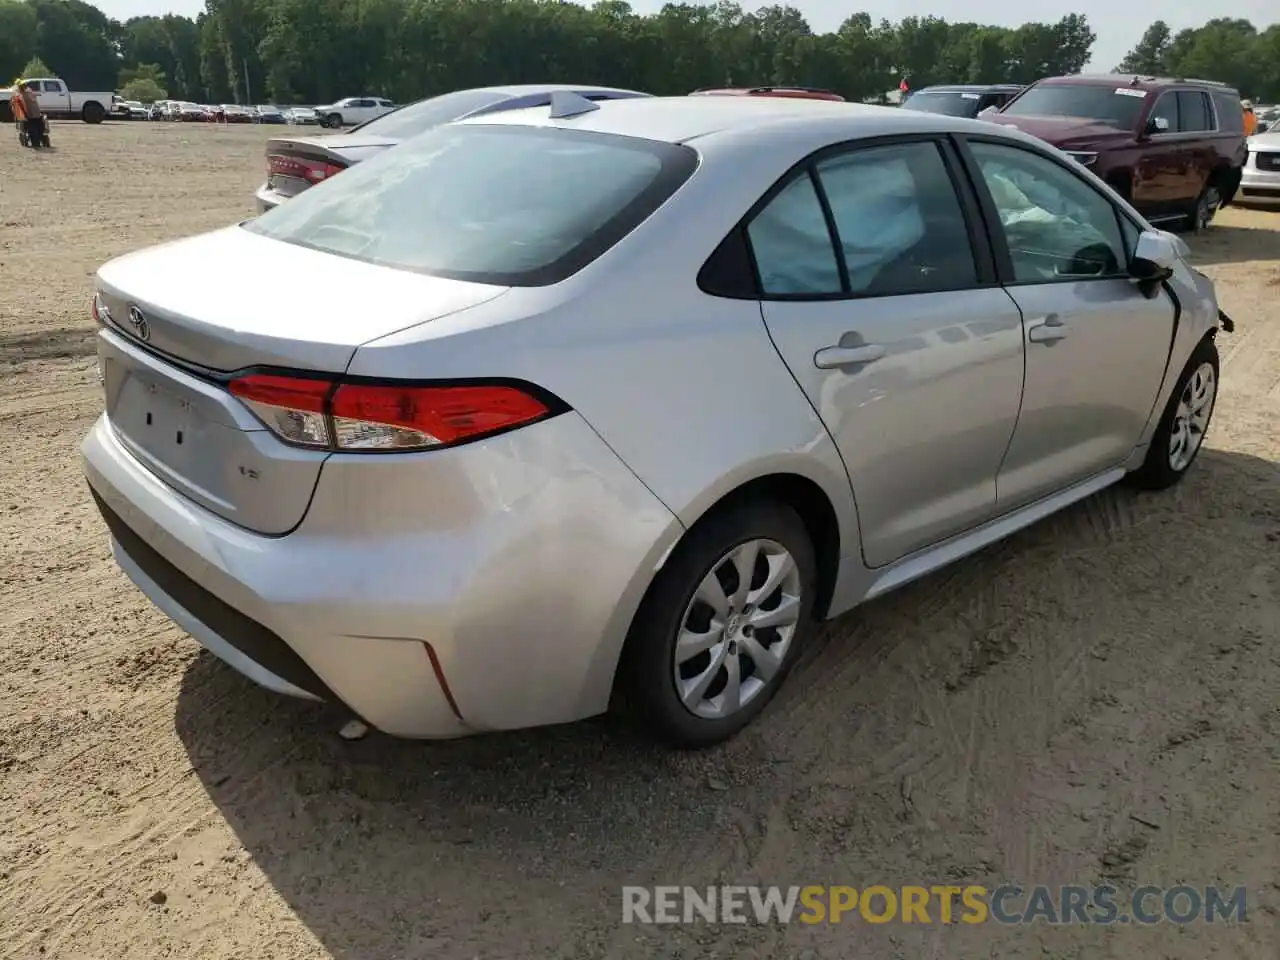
[967,140,1127,283]
[1148,93,1177,133]
[245,124,697,286]
[1002,82,1148,131]
[814,142,978,296]
[746,174,842,296]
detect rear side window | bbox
[746,174,843,295]
[1178,92,1211,132]
[245,125,697,286]
[814,142,977,296]
[1212,93,1245,133]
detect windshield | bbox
[352,89,512,138]
[1002,83,1148,129]
[902,91,982,118]
[245,124,697,286]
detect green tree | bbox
[20,54,52,77]
[0,0,39,82]
[120,75,166,101]
[1117,21,1171,74]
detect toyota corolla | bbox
[83,93,1229,747]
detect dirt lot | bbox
[1,120,1278,959]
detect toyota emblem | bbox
[127,305,151,342]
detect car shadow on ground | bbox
[174,447,1280,959]
[1185,218,1280,265]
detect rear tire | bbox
[1184,180,1222,232]
[618,499,817,748]
[1130,337,1219,490]
[82,101,105,124]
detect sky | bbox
[91,0,1277,78]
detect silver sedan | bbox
[82,93,1230,747]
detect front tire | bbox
[1131,337,1219,490]
[618,499,817,748]
[323,112,342,129]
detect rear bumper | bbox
[82,411,681,738]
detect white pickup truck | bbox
[0,77,113,124]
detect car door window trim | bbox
[701,132,998,303]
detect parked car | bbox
[690,86,845,101]
[172,101,207,122]
[901,84,1023,118]
[286,106,319,125]
[256,83,651,210]
[1240,127,1280,204]
[0,77,112,123]
[84,95,1230,747]
[220,104,254,123]
[113,98,150,120]
[986,74,1247,231]
[255,104,287,124]
[313,96,396,128]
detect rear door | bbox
[37,79,69,116]
[958,137,1176,509]
[1175,90,1216,205]
[752,136,1026,567]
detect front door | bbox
[751,138,1026,568]
[961,138,1177,509]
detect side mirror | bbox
[978,105,998,117]
[1130,230,1181,297]
[1146,116,1171,135]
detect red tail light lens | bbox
[267,154,345,184]
[227,374,556,452]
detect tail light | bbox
[227,373,559,452]
[267,154,345,184]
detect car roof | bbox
[1037,73,1239,94]
[458,94,1011,145]
[466,83,650,98]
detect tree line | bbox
[0,0,1277,109]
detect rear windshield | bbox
[352,90,512,138]
[1002,83,1148,129]
[245,124,698,286]
[902,91,982,118]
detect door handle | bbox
[814,343,886,369]
[1027,315,1068,344]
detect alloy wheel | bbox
[673,538,802,720]
[1169,361,1216,471]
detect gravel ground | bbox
[1,120,1278,959]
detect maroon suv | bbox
[986,74,1246,230]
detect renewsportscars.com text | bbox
[621,884,1248,925]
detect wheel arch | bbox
[605,468,849,717]
[676,472,844,620]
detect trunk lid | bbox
[95,226,508,534]
[264,134,398,198]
